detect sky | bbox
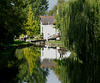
[48,0,58,10]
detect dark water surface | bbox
[0,46,100,83]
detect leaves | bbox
[0,0,48,44]
[25,5,40,37]
[56,0,100,62]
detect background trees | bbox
[0,0,26,43]
[56,0,100,62]
[25,5,40,37]
[0,0,48,44]
[26,0,48,20]
[45,5,57,16]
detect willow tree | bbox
[25,5,39,37]
[56,0,100,62]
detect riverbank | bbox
[12,40,33,47]
[45,41,64,47]
[0,40,33,55]
[0,40,65,56]
[0,40,33,48]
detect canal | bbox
[0,45,100,83]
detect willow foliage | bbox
[56,0,100,62]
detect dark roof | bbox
[40,16,56,25]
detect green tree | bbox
[26,0,48,20]
[0,0,27,44]
[0,0,48,44]
[25,5,39,37]
[58,0,65,4]
[56,0,100,62]
[45,5,57,16]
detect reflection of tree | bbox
[15,49,24,60]
[0,47,18,83]
[54,57,100,83]
[16,46,49,83]
[24,47,39,75]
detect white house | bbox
[40,16,59,40]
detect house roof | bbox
[40,16,56,25]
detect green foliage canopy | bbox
[45,5,57,16]
[0,0,48,44]
[25,5,40,37]
[26,0,48,20]
[56,0,100,62]
[0,0,27,43]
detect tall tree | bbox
[0,0,48,44]
[58,0,65,4]
[0,0,27,44]
[45,5,57,16]
[56,0,100,62]
[25,5,39,37]
[26,0,48,20]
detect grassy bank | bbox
[46,40,64,47]
[47,40,64,44]
[0,40,33,54]
[12,40,33,46]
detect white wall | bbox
[40,22,59,40]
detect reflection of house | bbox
[41,59,56,68]
[40,47,71,68]
[40,16,59,40]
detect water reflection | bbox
[15,46,48,83]
[41,47,71,67]
[41,47,71,65]
[16,46,70,83]
[0,47,18,83]
[40,46,71,83]
[46,69,61,83]
[0,46,100,83]
[54,58,100,83]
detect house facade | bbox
[40,16,59,40]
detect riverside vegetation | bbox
[55,0,100,63]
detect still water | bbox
[16,46,71,83]
[0,45,100,83]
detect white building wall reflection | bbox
[41,47,71,62]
